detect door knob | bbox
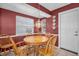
[74,34,78,36]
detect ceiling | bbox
[0,3,51,18]
[39,3,70,11]
[0,3,70,18]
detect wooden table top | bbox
[24,35,48,45]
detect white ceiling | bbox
[0,3,51,18]
[39,3,70,11]
[0,3,70,18]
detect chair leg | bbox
[0,49,2,56]
[3,48,7,56]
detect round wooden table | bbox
[24,35,48,56]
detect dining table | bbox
[24,35,48,56]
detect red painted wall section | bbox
[0,8,1,34]
[46,16,58,34]
[1,9,16,35]
[0,8,38,35]
[46,17,53,33]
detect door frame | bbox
[58,7,79,53]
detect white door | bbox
[59,7,79,53]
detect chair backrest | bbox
[0,36,11,46]
[52,36,57,46]
[45,33,54,38]
[45,36,57,54]
[9,37,19,55]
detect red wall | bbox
[46,16,58,34]
[0,8,16,35]
[0,8,38,35]
[0,9,1,34]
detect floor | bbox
[55,48,77,56]
[0,47,77,56]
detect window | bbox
[16,16,34,35]
[41,19,46,33]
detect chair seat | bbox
[1,44,12,48]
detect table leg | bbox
[34,45,39,56]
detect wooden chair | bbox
[9,36,29,56]
[39,36,57,56]
[0,36,12,55]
